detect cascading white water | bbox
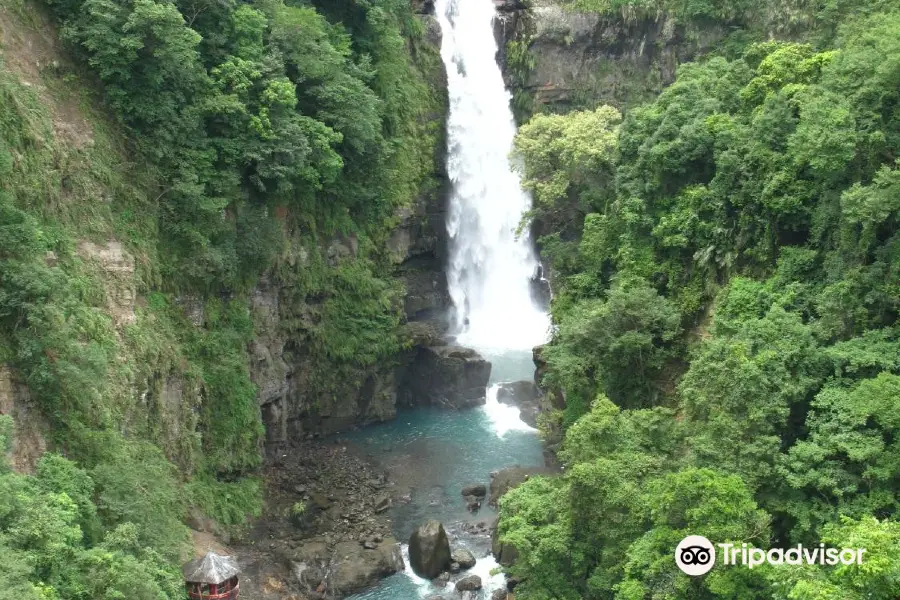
[437,0,551,352]
[348,5,553,599]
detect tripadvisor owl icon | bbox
[675,535,716,576]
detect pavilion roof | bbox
[182,552,240,584]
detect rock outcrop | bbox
[249,5,453,441]
[498,0,730,113]
[251,275,402,443]
[490,465,556,507]
[408,520,452,579]
[399,346,492,409]
[0,366,47,473]
[76,240,136,327]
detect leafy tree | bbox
[770,516,900,600]
[90,440,188,560]
[779,374,900,539]
[514,106,621,234]
[544,278,681,413]
[617,468,771,600]
[507,7,900,599]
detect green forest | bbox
[0,0,898,596]
[499,0,900,598]
[0,0,440,596]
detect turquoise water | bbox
[344,349,545,599]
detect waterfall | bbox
[345,5,554,599]
[436,0,551,352]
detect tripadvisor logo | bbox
[675,535,716,575]
[675,535,868,575]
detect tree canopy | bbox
[503,4,900,598]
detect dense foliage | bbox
[502,3,900,598]
[1,0,440,595]
[43,0,438,289]
[0,416,186,599]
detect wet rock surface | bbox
[461,483,487,498]
[451,547,477,570]
[329,538,405,595]
[460,484,487,514]
[398,345,492,409]
[408,519,452,579]
[456,573,483,591]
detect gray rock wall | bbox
[498,0,728,114]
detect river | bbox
[346,0,551,597]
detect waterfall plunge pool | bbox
[344,349,546,600]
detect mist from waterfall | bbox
[436,0,551,352]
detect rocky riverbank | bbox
[203,440,401,600]
[212,430,556,599]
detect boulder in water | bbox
[451,548,476,569]
[398,346,491,409]
[461,483,487,498]
[496,380,542,428]
[496,380,540,405]
[408,520,452,579]
[456,574,483,591]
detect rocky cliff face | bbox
[497,0,728,114]
[251,7,456,445]
[0,0,475,465]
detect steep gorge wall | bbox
[250,6,452,446]
[0,0,454,476]
[496,0,730,115]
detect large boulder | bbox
[408,520,452,579]
[456,574,483,591]
[451,548,477,570]
[399,346,491,409]
[328,538,405,595]
[461,483,487,497]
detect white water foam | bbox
[437,0,551,352]
[397,544,439,596]
[482,383,536,437]
[398,543,508,597]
